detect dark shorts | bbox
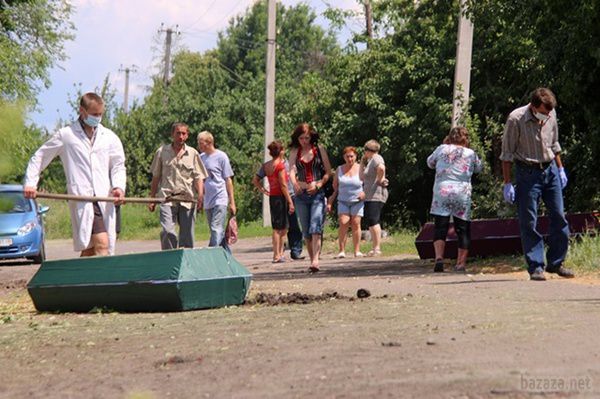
[269,196,289,230]
[92,202,107,234]
[364,201,385,227]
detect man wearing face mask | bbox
[500,87,573,281]
[24,92,126,257]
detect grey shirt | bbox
[500,104,562,163]
[363,153,388,203]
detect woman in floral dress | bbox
[427,127,482,272]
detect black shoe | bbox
[530,269,546,281]
[434,259,444,273]
[291,254,306,260]
[546,266,575,278]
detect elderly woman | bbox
[252,140,295,263]
[427,126,482,272]
[288,123,332,272]
[360,139,388,257]
[327,146,365,258]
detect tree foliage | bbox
[0,0,74,104]
[115,2,339,222]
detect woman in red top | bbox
[253,140,295,262]
[288,123,332,272]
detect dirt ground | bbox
[1,238,599,399]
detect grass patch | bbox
[321,227,418,256]
[42,201,272,241]
[565,234,600,274]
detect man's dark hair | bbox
[530,87,557,110]
[79,92,104,110]
[171,122,189,134]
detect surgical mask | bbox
[84,114,102,127]
[534,111,549,123]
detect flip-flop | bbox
[308,265,320,273]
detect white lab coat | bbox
[24,121,126,254]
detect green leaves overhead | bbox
[0,0,74,104]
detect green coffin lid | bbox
[27,247,252,312]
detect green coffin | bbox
[27,247,252,312]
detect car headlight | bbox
[17,221,37,236]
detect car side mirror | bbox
[38,205,50,214]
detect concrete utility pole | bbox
[364,0,373,45]
[158,24,179,88]
[119,65,138,113]
[262,0,276,227]
[451,0,474,127]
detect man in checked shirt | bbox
[500,87,574,281]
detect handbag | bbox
[225,215,238,245]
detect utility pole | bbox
[451,0,474,127]
[262,0,276,227]
[364,0,373,45]
[158,24,179,88]
[118,64,137,113]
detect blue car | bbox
[0,184,49,264]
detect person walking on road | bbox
[197,131,236,252]
[23,92,126,256]
[360,140,388,257]
[288,123,332,272]
[252,140,295,263]
[500,87,574,281]
[148,123,207,249]
[327,146,365,259]
[427,127,482,272]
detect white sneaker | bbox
[334,252,346,259]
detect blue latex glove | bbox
[558,167,568,189]
[503,183,515,204]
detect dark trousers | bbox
[515,162,569,274]
[287,209,303,257]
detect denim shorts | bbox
[294,190,325,238]
[337,200,364,217]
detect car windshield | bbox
[0,192,32,213]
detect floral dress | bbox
[427,144,482,221]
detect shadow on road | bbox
[252,257,432,281]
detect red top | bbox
[267,161,287,196]
[298,147,317,183]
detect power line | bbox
[195,0,248,32]
[181,0,220,31]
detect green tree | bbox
[0,0,74,104]
[116,1,340,222]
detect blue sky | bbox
[29,0,362,131]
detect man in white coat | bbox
[24,92,126,256]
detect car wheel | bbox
[30,243,46,264]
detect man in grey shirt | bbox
[500,87,573,281]
[149,123,207,249]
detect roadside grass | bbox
[565,234,600,274]
[321,227,418,256]
[43,200,272,241]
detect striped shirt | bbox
[500,104,562,163]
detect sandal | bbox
[334,252,346,259]
[434,259,444,273]
[367,249,382,257]
[454,264,466,272]
[354,252,364,258]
